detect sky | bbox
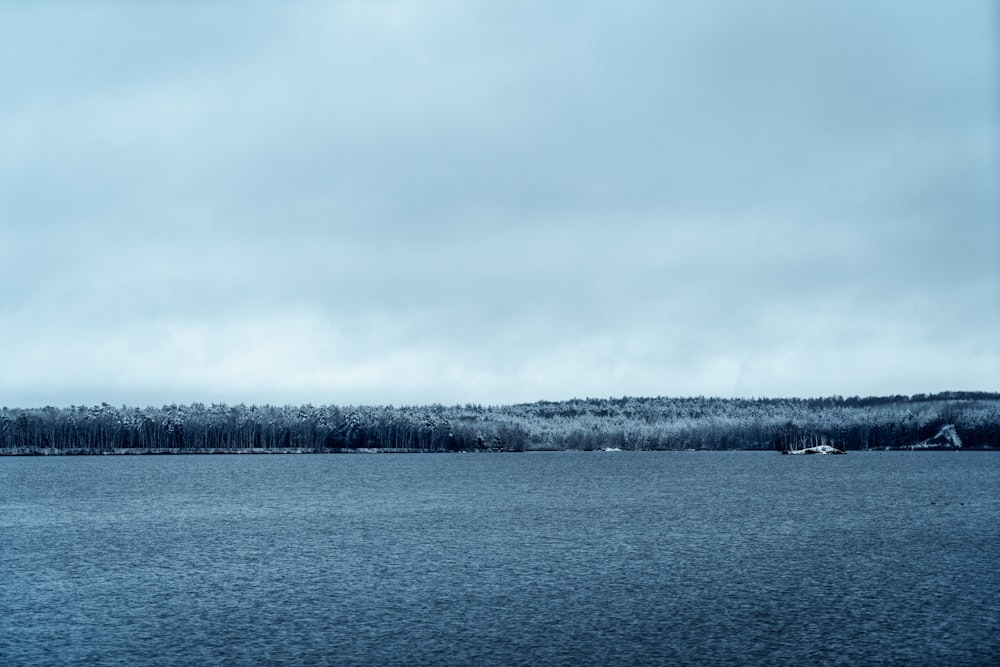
[1,0,998,408]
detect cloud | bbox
[1,1,997,407]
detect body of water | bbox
[2,451,998,665]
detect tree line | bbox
[1,392,997,455]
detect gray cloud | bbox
[1,1,997,407]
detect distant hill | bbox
[2,392,998,454]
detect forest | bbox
[1,392,998,455]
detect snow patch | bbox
[912,424,962,449]
[781,444,845,455]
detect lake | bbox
[1,451,998,665]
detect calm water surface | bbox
[1,451,998,665]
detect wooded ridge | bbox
[2,392,997,454]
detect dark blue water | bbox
[2,452,998,666]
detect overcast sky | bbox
[2,1,998,408]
